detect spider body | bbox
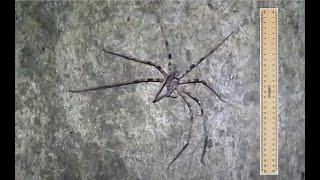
[165,67,179,91]
[69,2,234,170]
[157,63,180,101]
[167,77,179,93]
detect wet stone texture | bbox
[15,0,304,180]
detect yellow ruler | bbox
[260,8,278,175]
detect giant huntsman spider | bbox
[69,2,234,169]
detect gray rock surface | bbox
[15,0,304,179]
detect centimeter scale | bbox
[260,8,278,175]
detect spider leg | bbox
[182,90,208,165]
[153,85,177,103]
[179,79,225,102]
[167,89,194,170]
[103,49,167,76]
[69,78,163,93]
[150,1,172,59]
[153,93,170,103]
[178,31,234,79]
[152,76,169,103]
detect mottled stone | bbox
[16,0,304,180]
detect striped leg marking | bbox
[179,79,225,102]
[69,78,163,93]
[182,90,208,165]
[167,89,194,170]
[179,31,234,79]
[150,1,172,60]
[103,49,167,76]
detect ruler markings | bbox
[260,8,278,175]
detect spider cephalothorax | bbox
[69,2,233,170]
[152,62,180,101]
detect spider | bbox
[69,2,234,170]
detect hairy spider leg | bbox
[179,79,225,102]
[179,31,234,79]
[182,90,208,165]
[150,1,172,59]
[103,49,167,76]
[167,89,194,170]
[69,78,163,93]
